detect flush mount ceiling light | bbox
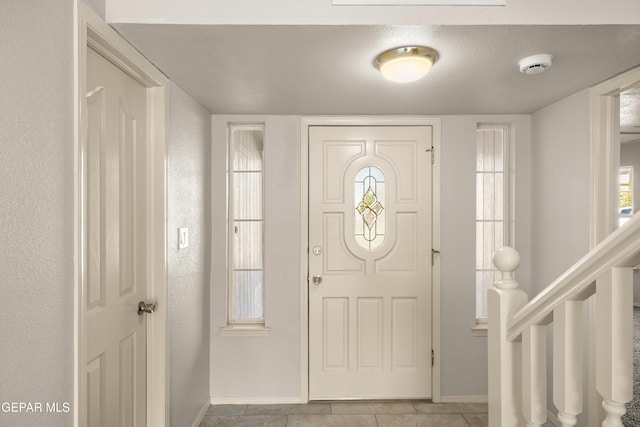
[518,53,554,75]
[375,46,438,83]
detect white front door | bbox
[308,125,433,399]
[85,47,149,426]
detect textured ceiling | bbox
[113,24,640,116]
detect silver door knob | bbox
[312,274,322,285]
[138,301,156,316]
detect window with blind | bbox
[226,125,266,330]
[476,125,509,323]
[620,166,633,226]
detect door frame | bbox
[299,116,442,402]
[73,4,169,426]
[589,64,640,245]
[587,65,640,427]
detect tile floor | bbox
[199,401,490,427]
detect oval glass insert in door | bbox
[354,166,385,250]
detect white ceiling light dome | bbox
[375,46,438,83]
[518,53,554,75]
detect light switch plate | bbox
[178,227,189,249]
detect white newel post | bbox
[488,246,528,427]
[596,267,633,427]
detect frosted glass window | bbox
[233,271,263,319]
[476,126,509,319]
[229,125,264,323]
[355,166,385,250]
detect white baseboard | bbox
[210,396,304,405]
[546,409,561,426]
[191,398,211,427]
[439,395,488,403]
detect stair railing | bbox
[489,213,640,426]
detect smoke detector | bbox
[518,54,553,75]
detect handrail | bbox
[506,212,640,342]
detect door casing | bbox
[299,116,442,402]
[587,65,640,427]
[74,4,169,426]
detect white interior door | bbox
[308,125,433,399]
[85,47,149,426]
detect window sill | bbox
[471,319,488,337]
[220,324,271,337]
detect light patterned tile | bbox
[205,404,247,416]
[287,414,377,427]
[331,401,417,414]
[463,413,488,427]
[200,415,287,427]
[376,413,470,427]
[245,403,331,415]
[414,402,488,414]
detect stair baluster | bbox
[489,211,640,427]
[553,300,583,426]
[596,267,633,427]
[522,324,547,427]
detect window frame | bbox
[473,124,510,336]
[221,124,270,336]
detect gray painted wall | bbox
[531,90,591,292]
[0,0,614,416]
[210,114,532,400]
[440,115,532,397]
[168,83,212,426]
[210,115,302,400]
[0,1,75,426]
[0,6,212,426]
[531,89,591,426]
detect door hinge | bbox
[431,249,440,265]
[431,349,435,367]
[426,146,435,164]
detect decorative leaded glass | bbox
[355,166,385,250]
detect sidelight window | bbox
[227,125,265,326]
[475,125,509,325]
